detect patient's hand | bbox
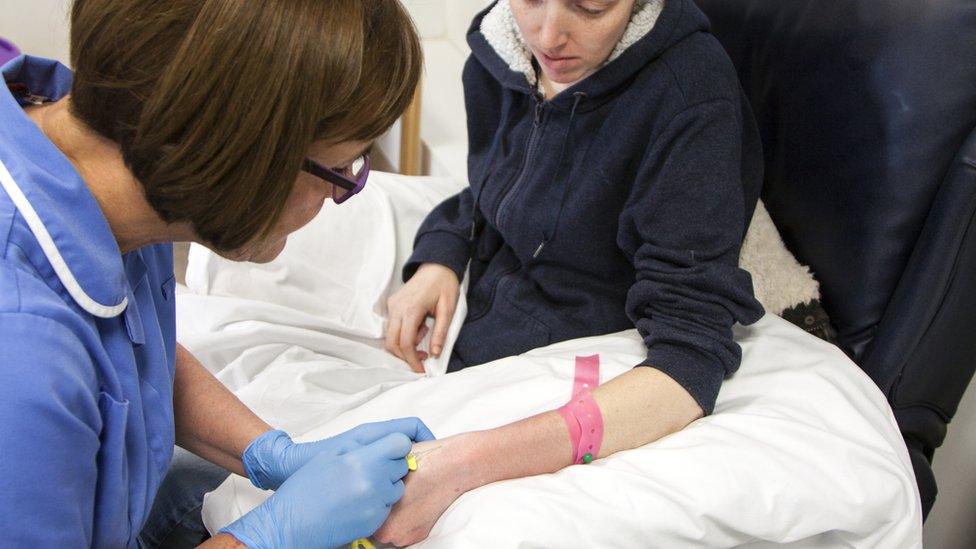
[372,412,577,546]
[373,434,478,546]
[386,263,460,372]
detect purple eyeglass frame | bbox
[0,37,20,67]
[302,155,370,205]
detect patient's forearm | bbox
[173,344,272,477]
[593,366,704,456]
[466,367,702,488]
[374,367,704,545]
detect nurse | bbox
[0,1,429,547]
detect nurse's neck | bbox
[25,97,194,254]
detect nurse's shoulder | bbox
[0,179,102,408]
[0,156,104,386]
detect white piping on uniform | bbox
[0,157,127,318]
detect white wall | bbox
[924,380,976,548]
[445,0,492,53]
[393,0,491,179]
[0,0,487,68]
[404,0,490,48]
[0,0,71,65]
[377,0,491,179]
[0,0,487,70]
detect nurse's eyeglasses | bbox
[301,155,370,205]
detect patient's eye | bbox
[576,1,610,15]
[520,0,612,15]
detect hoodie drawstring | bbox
[534,91,588,259]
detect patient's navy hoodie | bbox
[404,0,764,414]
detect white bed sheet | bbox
[179,172,922,547]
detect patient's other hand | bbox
[386,263,460,372]
[373,435,477,546]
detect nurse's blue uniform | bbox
[0,56,177,547]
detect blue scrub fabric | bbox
[0,56,177,547]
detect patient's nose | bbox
[537,6,570,52]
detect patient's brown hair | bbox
[69,0,422,250]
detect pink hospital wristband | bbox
[558,355,604,464]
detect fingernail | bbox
[432,345,442,356]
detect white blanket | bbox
[181,172,922,547]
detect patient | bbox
[379,0,764,544]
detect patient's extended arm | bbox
[374,366,702,546]
[172,343,272,476]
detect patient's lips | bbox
[537,50,581,74]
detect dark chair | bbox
[693,0,976,518]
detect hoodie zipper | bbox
[464,97,545,323]
[494,95,546,232]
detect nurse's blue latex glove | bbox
[222,433,412,549]
[243,417,435,490]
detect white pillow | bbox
[184,172,465,339]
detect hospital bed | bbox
[178,172,920,547]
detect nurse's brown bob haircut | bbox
[68,0,422,251]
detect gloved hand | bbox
[221,433,413,549]
[243,417,435,490]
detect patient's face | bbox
[219,140,370,264]
[511,0,636,93]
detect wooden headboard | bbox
[399,80,423,176]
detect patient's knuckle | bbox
[396,532,417,546]
[404,312,423,327]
